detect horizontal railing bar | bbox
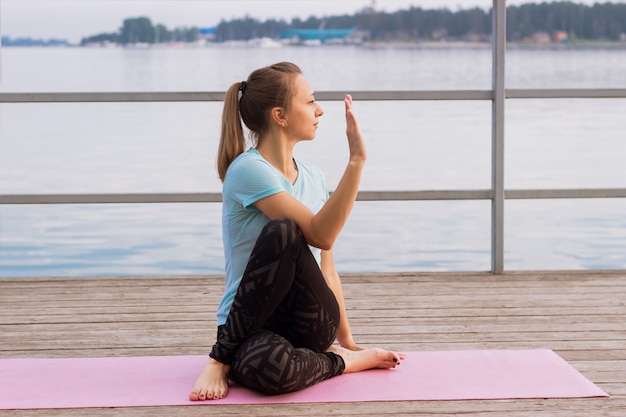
[0,90,492,103]
[0,191,490,205]
[0,193,223,204]
[329,91,494,101]
[507,88,626,99]
[0,92,225,103]
[2,89,625,104]
[507,188,626,199]
[2,188,625,205]
[356,190,492,200]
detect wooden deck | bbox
[1,270,624,416]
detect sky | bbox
[1,0,621,44]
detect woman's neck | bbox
[256,139,298,183]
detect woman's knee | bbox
[230,331,342,395]
[260,218,305,250]
[230,331,300,395]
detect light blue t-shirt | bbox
[216,148,329,325]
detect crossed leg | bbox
[191,219,338,400]
[189,219,403,400]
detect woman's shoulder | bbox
[224,149,284,194]
[227,149,272,176]
[230,148,263,166]
[224,149,287,206]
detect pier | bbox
[1,270,624,416]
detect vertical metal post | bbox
[491,0,506,274]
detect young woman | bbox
[190,62,403,400]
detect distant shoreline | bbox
[362,39,626,49]
[3,40,626,50]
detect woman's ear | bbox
[271,107,287,127]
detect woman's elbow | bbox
[308,235,333,251]
[317,241,333,251]
[305,221,335,250]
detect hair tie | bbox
[239,81,247,94]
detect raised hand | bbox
[344,94,367,163]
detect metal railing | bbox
[1,0,625,273]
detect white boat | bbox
[249,37,283,48]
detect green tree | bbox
[81,2,626,46]
[154,24,170,43]
[120,17,155,44]
[80,32,120,45]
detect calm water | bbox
[1,45,625,276]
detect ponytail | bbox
[217,82,246,182]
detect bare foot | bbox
[326,345,405,373]
[189,358,231,401]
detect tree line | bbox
[81,2,626,45]
[81,17,198,45]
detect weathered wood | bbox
[0,271,624,416]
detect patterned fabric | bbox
[230,331,345,395]
[210,219,345,394]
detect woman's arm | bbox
[255,95,365,250]
[321,249,363,351]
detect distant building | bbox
[278,29,366,44]
[531,31,551,43]
[1,36,70,47]
[463,32,488,43]
[198,28,216,41]
[431,28,448,41]
[552,31,568,43]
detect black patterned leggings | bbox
[210,218,346,395]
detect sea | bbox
[1,43,625,277]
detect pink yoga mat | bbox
[0,349,608,409]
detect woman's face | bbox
[283,74,324,141]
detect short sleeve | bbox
[225,152,287,209]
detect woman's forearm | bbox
[310,159,364,249]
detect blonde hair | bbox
[216,62,302,182]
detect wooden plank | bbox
[0,271,623,416]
